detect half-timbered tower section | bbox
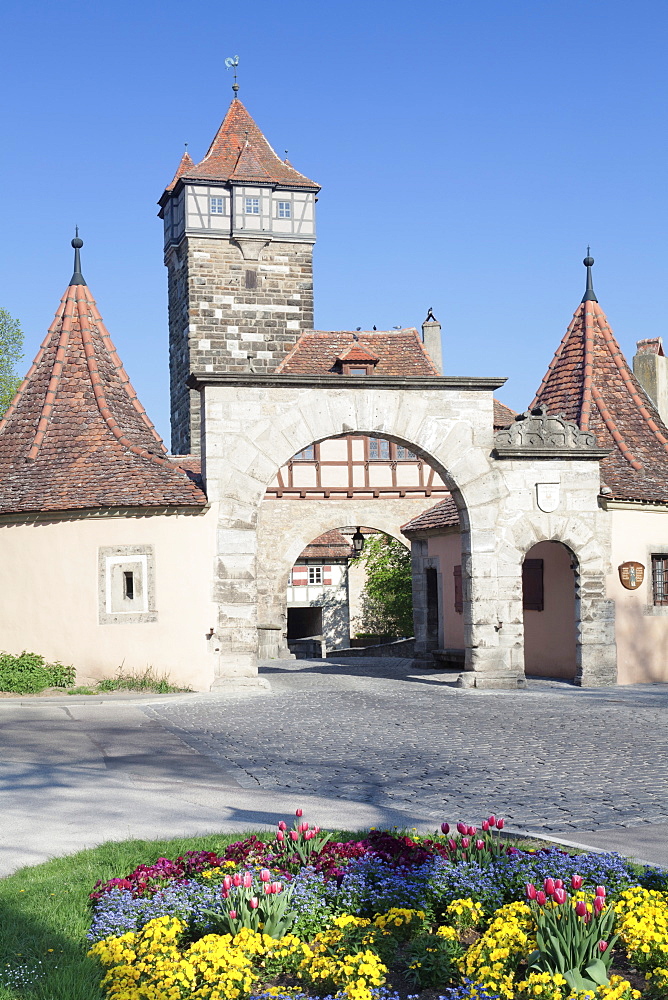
[159,97,319,455]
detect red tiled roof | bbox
[337,342,379,363]
[401,496,460,534]
[0,256,207,515]
[165,150,195,192]
[297,529,353,561]
[172,99,319,190]
[532,265,668,504]
[276,330,440,377]
[493,399,516,429]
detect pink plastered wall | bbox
[426,531,465,648]
[523,541,577,679]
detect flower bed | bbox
[87,812,668,1000]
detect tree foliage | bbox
[353,533,414,637]
[0,307,24,417]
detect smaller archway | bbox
[523,541,577,680]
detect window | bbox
[453,565,463,613]
[522,559,544,611]
[368,438,391,460]
[123,571,135,601]
[210,196,226,214]
[245,197,260,214]
[308,566,323,584]
[396,445,417,460]
[98,545,156,624]
[349,367,367,375]
[277,201,291,218]
[293,444,315,461]
[652,555,668,605]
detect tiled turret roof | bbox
[0,240,207,515]
[532,256,668,503]
[165,99,319,191]
[165,150,195,192]
[276,330,440,377]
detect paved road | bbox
[1,657,667,875]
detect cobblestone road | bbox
[144,658,668,834]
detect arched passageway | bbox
[523,541,577,680]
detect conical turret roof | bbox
[0,240,206,515]
[165,99,319,191]
[532,256,668,503]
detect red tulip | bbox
[242,873,253,888]
[571,875,583,890]
[488,815,496,826]
[593,896,605,913]
[290,830,299,842]
[298,823,307,832]
[475,839,485,851]
[544,878,555,896]
[249,897,259,909]
[482,820,490,832]
[305,830,315,840]
[575,901,587,917]
[260,869,271,882]
[461,837,470,849]
[295,808,303,817]
[441,822,450,835]
[223,875,232,890]
[232,873,242,887]
[526,883,537,900]
[599,940,608,953]
[278,821,287,831]
[536,891,547,905]
[468,826,477,836]
[229,909,237,919]
[596,886,606,898]
[313,825,321,834]
[553,888,567,904]
[263,883,273,894]
[554,879,563,890]
[276,830,285,842]
[457,822,467,835]
[221,889,228,899]
[448,839,457,852]
[496,818,505,830]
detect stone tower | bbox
[159,98,320,454]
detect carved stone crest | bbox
[536,482,560,512]
[618,561,645,590]
[494,407,610,459]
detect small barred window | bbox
[368,438,390,460]
[652,554,668,605]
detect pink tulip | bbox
[313,825,321,834]
[221,889,228,899]
[448,839,457,852]
[260,869,271,882]
[249,897,259,909]
[233,873,242,887]
[468,826,477,836]
[496,818,505,830]
[544,878,555,896]
[461,837,470,849]
[584,911,592,924]
[457,822,467,835]
[242,873,253,888]
[290,830,299,842]
[536,891,547,905]
[272,881,282,893]
[223,875,232,890]
[295,808,303,817]
[599,940,608,953]
[276,830,285,842]
[596,886,606,898]
[441,822,450,835]
[475,839,485,851]
[263,883,273,894]
[553,888,567,904]
[278,821,287,831]
[571,875,583,890]
[298,823,307,832]
[575,901,587,917]
[488,815,496,826]
[305,830,314,840]
[554,879,563,890]
[526,883,537,900]
[482,820,490,832]
[229,909,237,919]
[593,896,605,913]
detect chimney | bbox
[421,309,443,374]
[633,337,668,426]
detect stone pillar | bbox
[575,572,617,686]
[410,539,431,661]
[633,339,668,427]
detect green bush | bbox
[0,651,76,694]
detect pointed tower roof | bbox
[165,149,195,192]
[171,99,319,190]
[0,238,206,515]
[532,255,668,503]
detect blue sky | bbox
[1,0,666,447]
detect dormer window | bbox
[344,364,372,376]
[335,340,380,376]
[210,196,226,214]
[245,197,260,214]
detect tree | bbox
[352,533,414,638]
[0,308,24,418]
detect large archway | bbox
[523,541,577,680]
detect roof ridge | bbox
[27,289,76,460]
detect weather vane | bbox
[225,55,240,95]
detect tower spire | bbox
[70,228,86,286]
[582,248,597,303]
[225,55,240,97]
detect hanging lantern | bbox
[351,527,365,557]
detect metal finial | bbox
[582,249,597,303]
[70,229,86,286]
[225,55,240,95]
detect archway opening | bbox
[523,541,577,680]
[286,526,412,658]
